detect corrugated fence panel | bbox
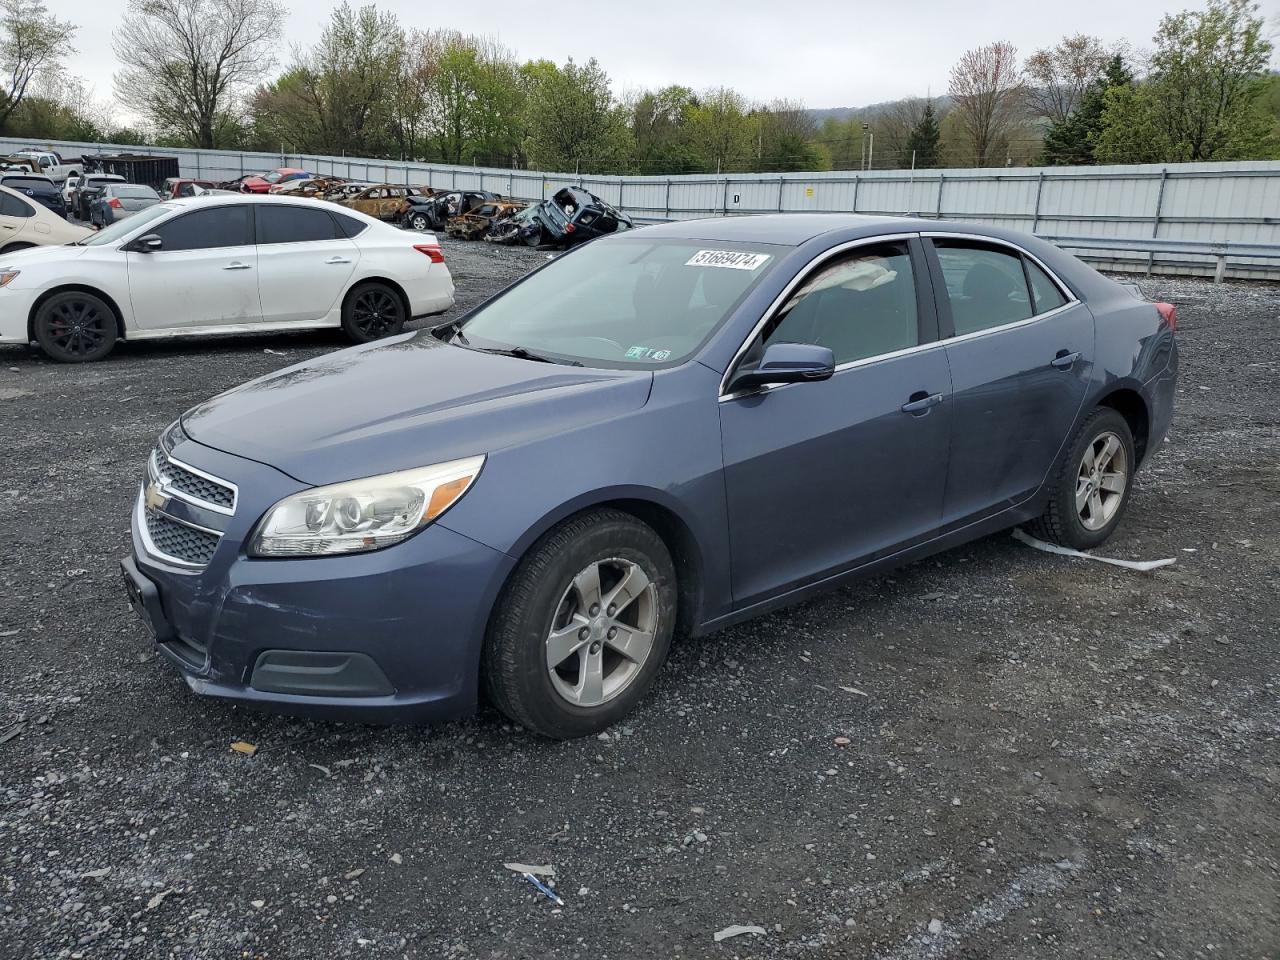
[3,135,1278,278]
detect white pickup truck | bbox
[1,150,83,183]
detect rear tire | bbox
[340,282,406,344]
[483,508,678,739]
[33,290,118,363]
[1026,407,1135,550]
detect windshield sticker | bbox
[685,250,771,270]
[625,346,673,361]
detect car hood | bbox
[0,242,87,266]
[183,332,654,486]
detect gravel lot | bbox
[0,240,1277,960]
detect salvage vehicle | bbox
[0,194,453,362]
[531,187,632,247]
[446,200,528,241]
[116,214,1177,739]
[0,173,67,218]
[89,183,163,226]
[4,150,82,183]
[0,184,91,252]
[74,174,126,220]
[336,184,428,221]
[239,168,312,194]
[485,204,544,246]
[159,178,218,199]
[403,189,497,232]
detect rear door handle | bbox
[325,256,352,265]
[223,262,252,271]
[901,391,944,415]
[1050,350,1080,370]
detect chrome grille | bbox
[144,510,219,567]
[147,447,237,515]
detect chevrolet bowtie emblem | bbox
[144,482,169,512]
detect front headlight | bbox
[250,455,485,558]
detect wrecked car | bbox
[531,187,633,247]
[446,200,528,241]
[335,183,431,221]
[484,204,545,246]
[403,190,500,233]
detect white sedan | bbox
[0,194,454,362]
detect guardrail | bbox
[1041,235,1280,283]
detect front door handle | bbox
[325,256,352,265]
[901,391,944,415]
[223,262,252,271]
[1050,350,1080,370]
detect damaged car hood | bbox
[182,332,653,485]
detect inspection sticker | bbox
[685,250,771,270]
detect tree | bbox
[870,98,928,166]
[1024,34,1112,123]
[0,0,76,134]
[629,85,698,173]
[948,41,1024,166]
[1096,0,1275,162]
[755,98,824,171]
[113,0,282,148]
[905,99,942,167]
[1040,54,1133,165]
[523,58,630,172]
[687,87,753,173]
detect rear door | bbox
[0,190,33,245]
[254,204,359,323]
[719,237,954,606]
[925,235,1093,528]
[126,205,261,331]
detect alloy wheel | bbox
[546,558,658,708]
[351,289,402,338]
[46,299,110,358]
[1076,431,1128,531]
[412,214,428,231]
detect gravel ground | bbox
[0,242,1277,960]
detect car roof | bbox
[163,193,379,218]
[636,213,950,246]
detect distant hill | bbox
[808,97,953,125]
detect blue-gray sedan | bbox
[121,215,1178,738]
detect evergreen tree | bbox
[905,100,941,167]
[1041,55,1133,165]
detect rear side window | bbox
[256,205,339,244]
[765,242,919,365]
[932,242,1033,336]
[0,192,34,217]
[154,206,253,251]
[1025,259,1068,313]
[331,211,367,238]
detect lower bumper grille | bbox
[144,510,219,567]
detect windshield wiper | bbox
[479,345,583,367]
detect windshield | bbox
[3,176,53,190]
[458,237,780,367]
[81,203,173,245]
[263,171,284,183]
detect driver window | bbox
[763,242,918,365]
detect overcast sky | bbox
[53,0,1280,114]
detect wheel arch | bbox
[27,284,127,342]
[1094,385,1151,466]
[499,488,709,642]
[343,275,411,319]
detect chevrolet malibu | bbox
[121,215,1177,739]
[0,194,452,362]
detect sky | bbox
[51,0,1280,116]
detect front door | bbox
[126,205,261,331]
[0,190,33,246]
[254,204,358,324]
[926,237,1094,527]
[719,238,953,607]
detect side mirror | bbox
[131,234,163,253]
[728,342,836,393]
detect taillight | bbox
[108,198,122,209]
[1155,301,1176,333]
[414,243,445,264]
[563,222,576,233]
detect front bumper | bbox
[0,285,39,344]
[125,436,515,723]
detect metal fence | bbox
[5,135,1280,280]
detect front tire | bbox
[409,213,429,231]
[33,290,118,363]
[483,508,678,739]
[1027,407,1136,550]
[340,282,406,344]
